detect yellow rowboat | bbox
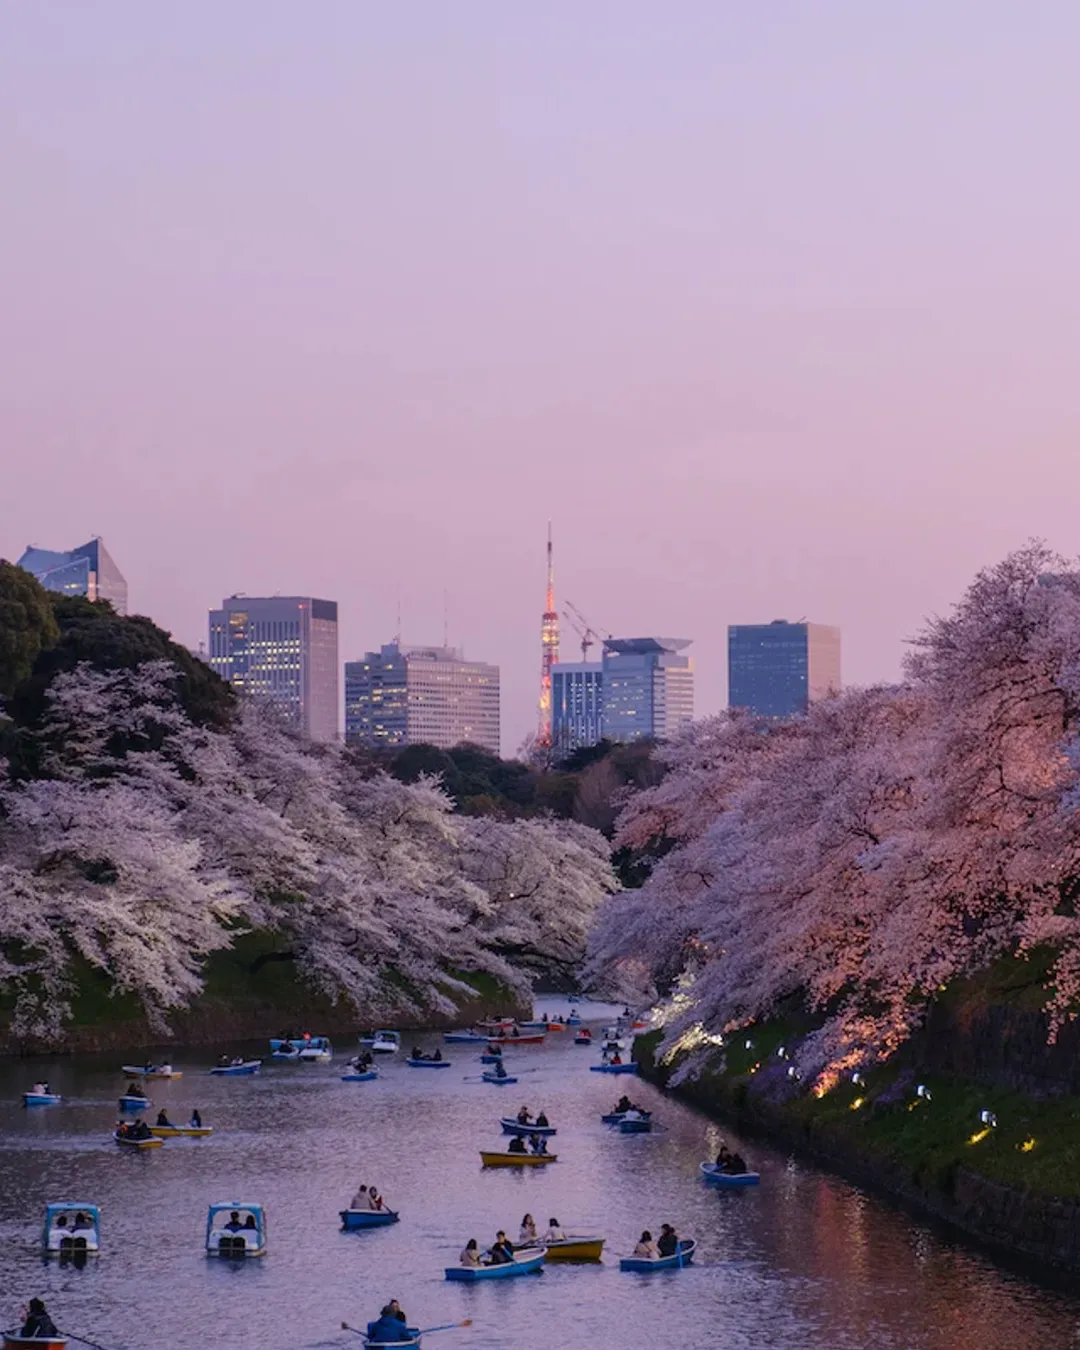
[114,1133,164,1150]
[149,1125,213,1138]
[543,1236,605,1261]
[480,1151,558,1168]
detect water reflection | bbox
[0,999,1078,1349]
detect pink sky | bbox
[4,3,1080,753]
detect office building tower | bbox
[17,537,128,614]
[345,642,500,755]
[601,638,693,743]
[208,596,339,742]
[551,661,604,755]
[727,620,841,718]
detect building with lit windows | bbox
[601,637,693,743]
[345,642,499,754]
[18,537,128,614]
[551,662,604,755]
[727,620,841,718]
[208,595,339,742]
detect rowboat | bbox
[120,1064,182,1079]
[118,1094,151,1110]
[406,1057,451,1068]
[23,1092,62,1106]
[517,1020,547,1031]
[486,1033,545,1045]
[360,1324,421,1347]
[618,1116,652,1134]
[209,1059,261,1076]
[699,1163,761,1187]
[500,1118,556,1137]
[477,1017,516,1031]
[519,1235,604,1261]
[482,1072,518,1085]
[620,1239,696,1272]
[590,1063,638,1075]
[574,1032,593,1045]
[480,1151,557,1168]
[149,1124,213,1137]
[114,1131,163,1149]
[3,1334,68,1349]
[205,1202,266,1257]
[42,1203,100,1255]
[341,1069,379,1082]
[339,1207,400,1230]
[479,1053,503,1064]
[443,1031,489,1044]
[445,1249,546,1280]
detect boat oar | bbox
[61,1332,127,1350]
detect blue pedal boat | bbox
[482,1072,518,1085]
[42,1202,101,1255]
[23,1092,62,1106]
[406,1057,451,1068]
[205,1202,266,1256]
[590,1063,638,1075]
[445,1249,546,1281]
[118,1094,151,1111]
[340,1208,400,1230]
[341,1070,379,1082]
[209,1059,262,1075]
[620,1239,696,1272]
[699,1163,760,1187]
[500,1117,557,1137]
[618,1116,653,1134]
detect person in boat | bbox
[460,1237,481,1267]
[350,1185,369,1210]
[156,1109,172,1127]
[615,1095,633,1114]
[224,1210,244,1232]
[411,1045,424,1060]
[519,1213,538,1244]
[624,1106,643,1122]
[541,1013,549,1023]
[507,1135,527,1155]
[488,1042,502,1057]
[488,1230,514,1264]
[217,1055,230,1067]
[726,1151,748,1175]
[657,1223,679,1258]
[386,1300,407,1324]
[190,1109,202,1128]
[31,1081,47,1096]
[369,1188,385,1211]
[633,1230,658,1258]
[72,1211,93,1232]
[432,1048,443,1061]
[543,1217,565,1242]
[125,1081,143,1097]
[528,1133,548,1155]
[20,1298,59,1338]
[493,1060,508,1078]
[517,1106,531,1126]
[715,1144,733,1170]
[243,1214,257,1229]
[132,1118,152,1140]
[367,1304,412,1345]
[609,1051,623,1065]
[535,1109,549,1128]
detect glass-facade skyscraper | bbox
[345,642,500,755]
[551,662,604,754]
[208,596,339,742]
[727,621,841,717]
[601,638,694,743]
[18,538,128,614]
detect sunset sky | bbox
[4,2,1080,751]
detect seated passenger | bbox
[494,1061,507,1078]
[350,1185,369,1210]
[727,1152,748,1175]
[190,1110,202,1129]
[715,1145,733,1170]
[543,1217,565,1242]
[411,1046,424,1060]
[529,1134,548,1155]
[244,1215,257,1229]
[535,1110,549,1128]
[125,1082,142,1097]
[433,1048,442,1061]
[657,1224,678,1257]
[156,1110,171,1127]
[616,1095,633,1114]
[633,1230,658,1258]
[518,1213,538,1244]
[460,1238,481,1267]
[369,1189,385,1211]
[507,1136,527,1154]
[73,1212,92,1231]
[224,1210,244,1232]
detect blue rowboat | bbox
[443,1032,489,1044]
[620,1239,696,1272]
[500,1118,556,1137]
[482,1072,518,1085]
[699,1163,760,1187]
[340,1208,399,1230]
[23,1092,62,1107]
[590,1063,638,1075]
[118,1094,151,1111]
[601,1111,627,1124]
[341,1070,379,1083]
[618,1117,652,1134]
[479,1053,503,1064]
[445,1249,545,1281]
[406,1058,451,1068]
[209,1060,261,1076]
[362,1322,421,1347]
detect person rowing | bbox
[657,1223,679,1257]
[517,1105,532,1126]
[487,1231,514,1265]
[366,1300,412,1344]
[124,1080,143,1097]
[615,1094,633,1114]
[487,1041,502,1057]
[507,1135,527,1155]
[528,1133,548,1155]
[493,1060,508,1079]
[19,1298,58,1339]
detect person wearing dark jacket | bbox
[366,1305,412,1344]
[21,1298,59,1337]
[488,1231,514,1264]
[657,1224,678,1257]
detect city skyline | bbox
[6,6,1080,752]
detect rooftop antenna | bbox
[443,589,449,648]
[394,598,402,645]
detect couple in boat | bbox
[633,1223,680,1259]
[350,1183,389,1212]
[714,1142,749,1174]
[365,1299,411,1344]
[410,1046,443,1062]
[506,1133,547,1156]
[516,1214,563,1245]
[515,1106,549,1127]
[459,1231,514,1267]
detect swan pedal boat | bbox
[500,1117,556,1137]
[340,1207,400,1230]
[118,1094,151,1110]
[590,1063,638,1075]
[699,1162,761,1187]
[114,1131,163,1149]
[23,1092,62,1106]
[3,1335,68,1349]
[480,1150,556,1167]
[517,1236,604,1261]
[620,1239,696,1272]
[445,1248,546,1280]
[482,1072,518,1085]
[341,1069,379,1082]
[209,1059,261,1075]
[149,1124,213,1137]
[120,1064,182,1078]
[406,1057,451,1068]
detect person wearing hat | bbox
[21,1298,59,1337]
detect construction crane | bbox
[563,600,609,663]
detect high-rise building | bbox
[551,661,604,755]
[208,596,339,742]
[601,638,694,743]
[345,642,500,755]
[727,620,841,718]
[17,537,128,614]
